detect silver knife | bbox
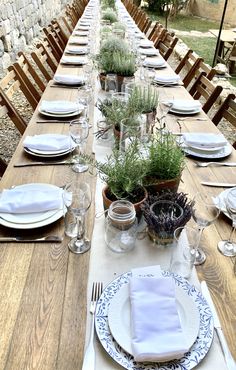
[0,236,63,243]
[14,160,74,167]
[201,181,236,188]
[201,281,236,370]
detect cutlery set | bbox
[0,235,63,243]
[201,281,236,370]
[14,160,74,167]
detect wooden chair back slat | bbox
[0,88,27,134]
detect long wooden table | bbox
[0,3,235,369]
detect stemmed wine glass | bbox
[192,192,220,265]
[158,91,174,128]
[69,118,89,173]
[218,187,236,257]
[63,182,92,254]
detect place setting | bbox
[143,56,167,69]
[0,183,65,230]
[65,46,89,55]
[60,55,88,66]
[95,265,214,370]
[38,99,84,119]
[51,73,87,88]
[179,132,232,159]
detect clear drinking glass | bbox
[158,90,174,128]
[63,182,92,254]
[69,118,89,173]
[170,226,199,279]
[192,192,220,265]
[218,187,236,257]
[144,68,156,85]
[105,74,118,95]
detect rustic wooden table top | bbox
[0,7,235,370]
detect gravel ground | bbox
[0,34,236,165]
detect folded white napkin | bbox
[154,75,181,84]
[139,48,159,56]
[60,56,87,65]
[73,30,89,36]
[130,266,188,362]
[143,58,165,68]
[40,100,78,114]
[139,39,154,48]
[171,99,202,112]
[69,37,89,45]
[53,74,85,85]
[66,46,88,55]
[183,133,227,148]
[23,134,73,151]
[0,187,63,213]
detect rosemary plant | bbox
[102,8,118,23]
[144,131,185,181]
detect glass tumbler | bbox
[105,200,138,253]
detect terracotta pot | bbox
[102,185,148,221]
[99,72,106,90]
[144,176,181,196]
[116,75,135,92]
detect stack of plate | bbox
[69,37,89,45]
[53,74,86,86]
[139,39,154,48]
[139,48,159,56]
[60,55,87,65]
[66,46,88,55]
[153,75,181,85]
[0,183,64,229]
[181,133,232,159]
[39,100,84,118]
[23,133,76,158]
[143,57,166,69]
[95,271,214,370]
[169,99,202,115]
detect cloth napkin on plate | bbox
[139,48,159,56]
[23,134,72,151]
[40,100,78,114]
[170,99,202,112]
[154,75,181,84]
[60,56,87,65]
[53,74,85,85]
[182,133,227,148]
[143,58,165,68]
[66,46,88,55]
[0,187,63,213]
[139,39,154,48]
[69,37,88,45]
[129,266,188,362]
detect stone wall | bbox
[0,0,69,73]
[189,0,236,25]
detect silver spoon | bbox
[195,161,236,167]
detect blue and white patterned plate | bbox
[95,271,214,370]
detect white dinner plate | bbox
[139,48,159,56]
[66,47,88,55]
[95,271,214,370]
[38,104,83,118]
[0,184,64,228]
[170,107,202,115]
[60,56,87,65]
[182,142,232,159]
[23,147,73,158]
[108,281,200,358]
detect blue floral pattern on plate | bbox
[95,271,214,370]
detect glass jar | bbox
[105,200,138,253]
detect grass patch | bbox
[178,36,217,65]
[146,12,220,32]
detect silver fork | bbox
[195,161,236,167]
[82,282,103,370]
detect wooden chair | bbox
[31,42,58,82]
[212,93,236,126]
[0,87,27,134]
[155,32,178,61]
[189,71,223,113]
[0,67,38,110]
[12,52,46,102]
[226,41,236,74]
[143,18,152,35]
[175,49,216,89]
[147,21,160,40]
[43,27,65,59]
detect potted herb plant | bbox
[142,191,192,244]
[84,140,148,219]
[143,130,185,194]
[101,8,118,23]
